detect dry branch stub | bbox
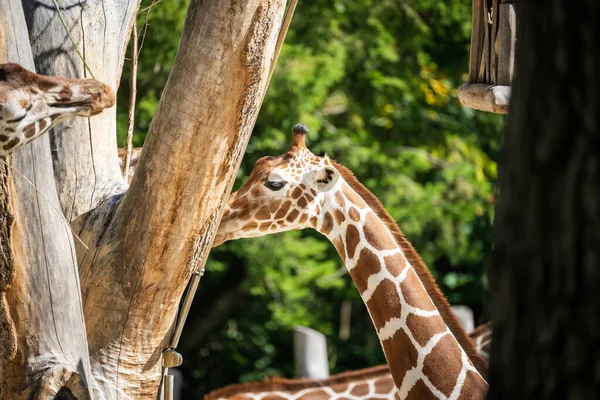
[459,0,522,114]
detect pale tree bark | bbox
[1,0,288,398]
[1,1,95,398]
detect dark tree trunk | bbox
[488,1,600,399]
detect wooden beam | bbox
[469,0,485,81]
[458,83,511,114]
[498,3,517,85]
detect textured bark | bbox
[488,1,600,399]
[74,2,285,395]
[1,1,95,398]
[22,0,140,221]
[2,0,286,398]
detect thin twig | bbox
[1,160,88,250]
[51,0,96,79]
[124,24,138,183]
[137,0,163,57]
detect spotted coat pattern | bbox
[213,125,488,399]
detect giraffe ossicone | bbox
[213,124,488,399]
[0,62,115,156]
[204,323,492,400]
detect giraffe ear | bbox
[315,166,339,192]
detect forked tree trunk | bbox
[0,0,287,398]
[488,1,600,398]
[1,1,95,398]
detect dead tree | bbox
[0,0,287,398]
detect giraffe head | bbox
[0,62,115,155]
[214,124,341,246]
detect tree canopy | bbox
[117,0,503,397]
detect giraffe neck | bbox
[314,166,487,399]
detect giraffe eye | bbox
[264,181,286,191]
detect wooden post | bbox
[294,326,330,379]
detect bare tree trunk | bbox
[2,0,287,398]
[1,1,95,398]
[75,2,285,395]
[488,1,600,398]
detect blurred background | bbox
[116,0,503,397]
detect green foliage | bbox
[117,0,503,397]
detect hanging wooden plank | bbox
[469,0,485,82]
[498,3,517,85]
[457,83,511,114]
[490,0,500,84]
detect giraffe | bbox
[204,324,493,400]
[212,124,488,399]
[0,62,115,156]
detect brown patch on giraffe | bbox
[0,135,9,142]
[3,138,20,151]
[345,224,361,259]
[274,201,291,219]
[259,222,271,232]
[405,379,437,400]
[374,376,395,394]
[382,329,418,390]
[405,313,447,347]
[364,211,397,251]
[269,200,281,213]
[400,268,436,312]
[422,334,463,397]
[349,248,380,294]
[349,207,360,222]
[349,382,370,397]
[342,183,368,208]
[304,193,314,203]
[19,99,28,108]
[335,191,346,208]
[299,183,307,190]
[366,279,401,330]
[309,216,318,227]
[297,196,308,208]
[286,209,299,223]
[298,214,308,225]
[242,222,259,231]
[291,187,303,199]
[37,79,59,91]
[251,186,262,197]
[297,390,329,399]
[255,206,272,220]
[310,189,317,197]
[58,87,72,100]
[462,370,488,398]
[321,212,333,235]
[384,253,406,277]
[333,209,345,225]
[4,128,14,133]
[38,118,48,133]
[23,123,36,138]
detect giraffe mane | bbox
[204,364,390,399]
[331,161,488,378]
